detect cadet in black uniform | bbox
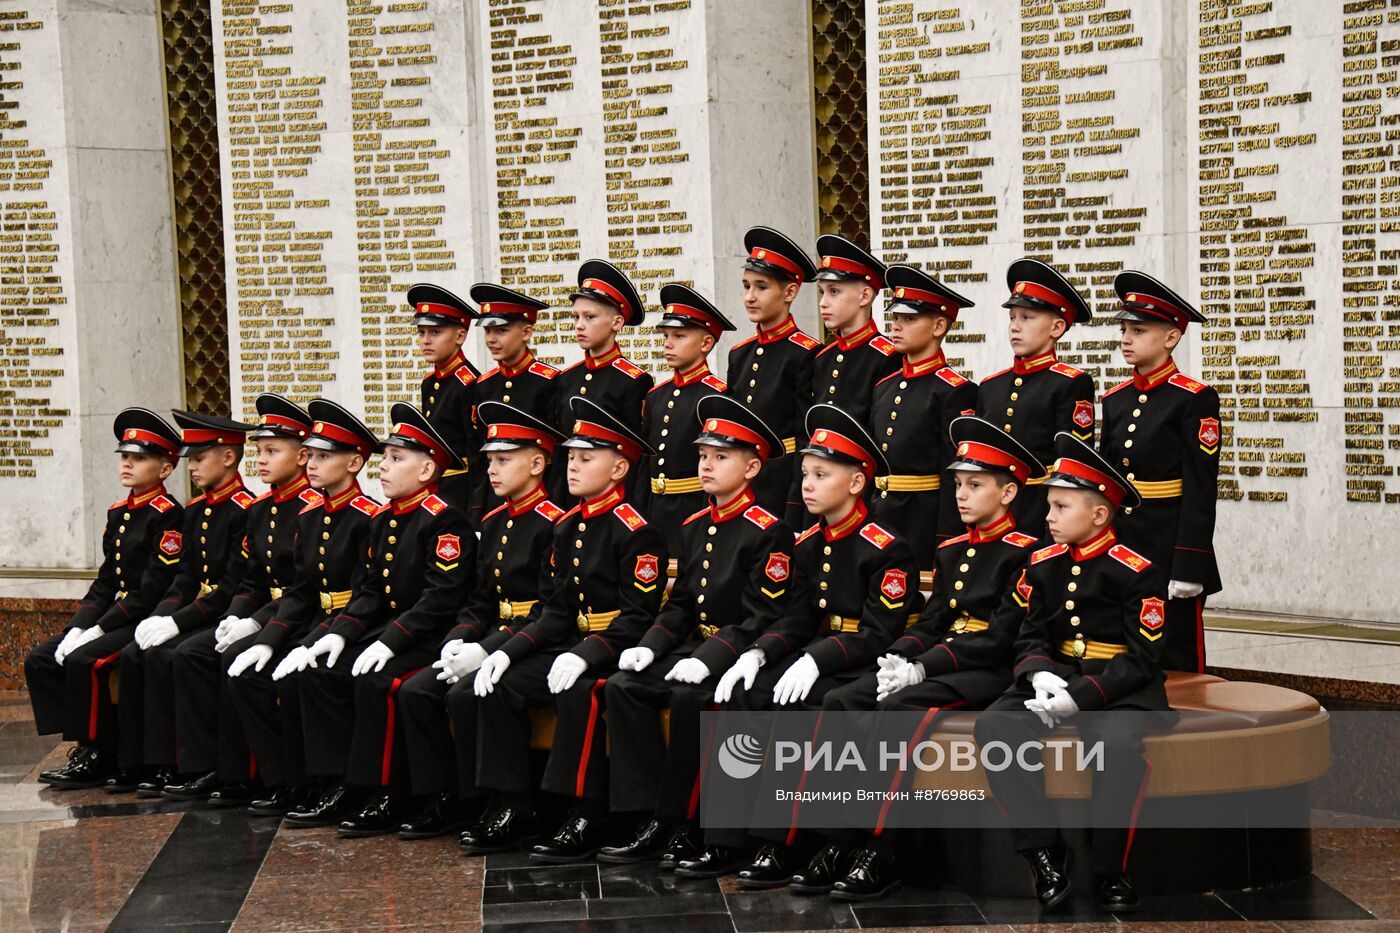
[226,401,380,816]
[635,284,732,551]
[869,265,979,567]
[810,236,900,426]
[117,413,254,796]
[1100,271,1220,673]
[290,404,474,836]
[972,433,1168,915]
[408,283,480,519]
[395,402,566,841]
[466,398,667,859]
[978,259,1096,536]
[728,226,820,525]
[29,409,183,789]
[600,396,794,867]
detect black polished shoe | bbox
[104,768,142,794]
[45,748,112,790]
[673,845,746,879]
[285,785,353,828]
[658,822,702,872]
[208,782,254,808]
[247,785,307,816]
[735,843,794,889]
[135,767,176,798]
[338,792,403,837]
[598,818,669,864]
[790,840,850,895]
[399,793,470,840]
[529,814,605,863]
[1023,846,1072,910]
[39,746,93,785]
[829,846,901,901]
[162,771,219,800]
[460,804,536,854]
[1096,873,1138,913]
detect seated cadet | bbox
[466,397,668,859]
[407,283,480,520]
[810,235,899,427]
[635,284,732,552]
[395,402,566,841]
[163,394,320,805]
[116,412,254,797]
[29,409,183,789]
[599,396,793,867]
[225,401,380,816]
[676,404,917,884]
[972,433,1168,914]
[1100,271,1221,673]
[818,417,1044,901]
[869,265,978,565]
[288,403,474,835]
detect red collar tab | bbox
[1124,291,1190,330]
[823,499,868,541]
[485,421,557,454]
[498,350,535,378]
[182,427,246,447]
[1012,351,1058,375]
[581,483,625,519]
[672,360,712,387]
[700,417,770,459]
[581,277,632,316]
[273,472,311,502]
[970,512,1016,544]
[391,485,435,515]
[325,483,363,512]
[584,343,622,370]
[418,302,472,326]
[206,475,246,504]
[1011,280,1077,324]
[129,483,168,508]
[757,314,798,343]
[309,420,374,458]
[749,246,804,279]
[1050,456,1129,507]
[1071,528,1117,561]
[820,254,884,289]
[388,422,453,467]
[122,428,179,456]
[1134,358,1179,391]
[480,301,540,324]
[903,350,948,378]
[836,319,878,351]
[710,487,755,523]
[508,483,548,516]
[570,419,642,462]
[809,427,875,474]
[952,440,1033,481]
[434,352,467,379]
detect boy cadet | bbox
[978,258,1096,536]
[408,283,480,518]
[225,401,381,816]
[727,226,820,524]
[289,404,474,835]
[116,412,255,796]
[676,404,917,884]
[869,264,979,566]
[635,284,732,550]
[600,395,794,866]
[1100,271,1220,673]
[554,259,653,430]
[972,433,1168,915]
[395,402,566,840]
[162,395,320,805]
[818,417,1044,901]
[810,235,899,427]
[29,410,183,789]
[467,397,668,859]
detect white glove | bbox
[272,645,311,681]
[1030,670,1070,704]
[874,654,909,696]
[618,646,655,672]
[772,653,820,706]
[351,640,395,676]
[546,652,589,694]
[228,644,274,677]
[474,650,512,696]
[1168,579,1203,600]
[216,617,261,653]
[435,641,488,683]
[714,648,765,703]
[877,658,924,702]
[135,616,179,649]
[1025,689,1079,728]
[306,632,346,669]
[665,656,711,684]
[55,627,88,665]
[214,615,238,646]
[438,638,465,665]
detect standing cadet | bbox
[395,402,566,841]
[1100,271,1220,672]
[116,412,254,796]
[601,396,793,866]
[972,433,1168,914]
[29,410,183,789]
[466,398,667,859]
[289,404,474,835]
[635,284,732,551]
[978,258,1096,536]
[408,283,480,518]
[869,264,979,566]
[810,235,900,426]
[728,226,820,524]
[225,401,380,815]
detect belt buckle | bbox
[115,590,128,601]
[577,611,590,633]
[826,614,840,632]
[699,623,717,639]
[874,475,889,491]
[269,586,283,601]
[198,582,214,598]
[499,600,514,620]
[1072,637,1087,659]
[320,592,333,612]
[953,614,968,633]
[656,476,667,494]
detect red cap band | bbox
[182,428,245,446]
[892,285,960,317]
[479,301,540,324]
[572,418,642,462]
[953,441,1030,479]
[310,421,374,458]
[122,428,179,456]
[748,247,803,280]
[259,414,308,437]
[700,417,770,459]
[808,428,874,474]
[1124,291,1189,330]
[416,301,471,325]
[580,278,631,316]
[663,303,723,338]
[1011,280,1076,323]
[485,422,556,454]
[820,255,883,289]
[389,422,454,467]
[1050,457,1127,507]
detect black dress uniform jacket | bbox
[421,351,481,516]
[811,319,900,427]
[154,476,256,632]
[471,352,560,517]
[74,485,184,632]
[224,473,322,625]
[554,344,652,432]
[635,361,728,550]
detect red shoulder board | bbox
[534,499,565,522]
[612,502,648,531]
[1108,544,1152,573]
[480,367,500,381]
[870,336,896,356]
[744,505,777,529]
[373,502,394,516]
[1002,531,1038,548]
[252,490,274,503]
[795,522,822,545]
[232,490,257,509]
[815,341,837,357]
[789,331,819,350]
[151,495,177,513]
[701,374,727,392]
[1049,362,1084,379]
[612,358,645,379]
[298,498,324,515]
[350,496,379,516]
[1103,378,1136,399]
[936,367,968,387]
[421,494,448,515]
[647,378,672,395]
[299,489,323,507]
[454,365,475,386]
[938,533,970,549]
[859,522,895,549]
[483,503,509,522]
[110,499,127,510]
[732,333,758,350]
[682,507,709,526]
[556,503,581,524]
[1168,372,1207,394]
[1031,542,1069,565]
[982,366,1012,383]
[529,361,559,380]
[188,494,207,506]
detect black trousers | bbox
[398,666,452,796]
[1163,593,1207,674]
[117,628,205,769]
[973,689,1156,878]
[170,630,256,779]
[227,643,307,789]
[25,625,135,747]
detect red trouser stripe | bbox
[874,700,967,835]
[88,651,122,741]
[1194,597,1206,674]
[1122,752,1154,872]
[575,678,608,798]
[380,668,424,787]
[785,712,826,847]
[686,703,720,820]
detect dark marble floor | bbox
[0,690,1395,932]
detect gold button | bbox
[118,525,126,533]
[1004,423,1011,431]
[204,507,212,516]
[500,535,508,544]
[966,548,976,557]
[324,516,331,525]
[496,551,503,560]
[1138,393,1148,403]
[1010,392,1019,401]
[506,519,513,529]
[1005,408,1013,416]
[959,563,969,572]
[954,581,964,590]
[319,546,326,554]
[672,389,681,398]
[1126,473,1136,481]
[886,427,893,436]
[578,522,587,532]
[494,569,501,577]
[894,396,902,404]
[819,581,828,590]
[383,569,390,577]
[890,412,897,421]
[1125,440,1133,448]
[585,372,593,381]
[390,519,397,528]
[696,594,705,604]
[1071,616,1081,626]
[390,601,397,610]
[1128,424,1137,433]
[1067,582,1077,592]
[832,369,840,378]
[1132,408,1141,417]
[818,598,828,608]
[752,363,759,371]
[200,536,207,544]
[322,532,330,540]
[269,520,276,529]
[700,577,708,587]
[705,543,713,552]
[822,563,831,572]
[1071,565,1081,576]
[115,538,123,546]
[707,525,717,536]
[948,598,957,608]
[318,563,325,571]
[123,512,131,520]
[881,443,889,451]
[575,540,583,549]
[385,585,392,593]
[201,522,208,530]
[829,387,836,394]
[1065,600,1075,610]
[702,560,710,569]
[661,429,669,437]
[756,347,764,356]
[823,546,832,556]
[265,535,272,543]
[386,553,394,562]
[433,381,440,390]
[572,557,580,566]
[1014,377,1023,387]
[388,536,397,544]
